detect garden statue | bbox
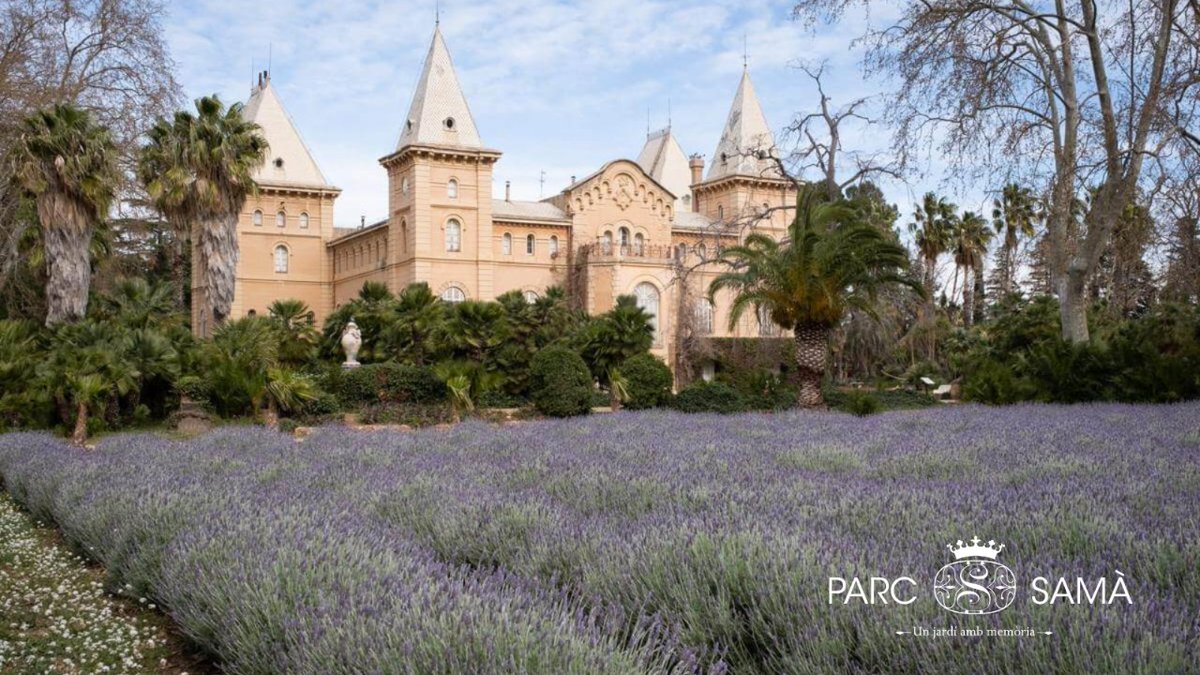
[341,319,362,368]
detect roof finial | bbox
[435,0,440,25]
[646,106,650,138]
[667,97,672,130]
[743,33,748,71]
[268,43,272,79]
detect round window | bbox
[444,117,456,130]
[273,158,284,168]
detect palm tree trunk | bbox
[793,321,829,408]
[198,212,240,334]
[962,266,974,327]
[38,193,94,326]
[72,401,89,446]
[263,398,279,430]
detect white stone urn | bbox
[340,319,362,368]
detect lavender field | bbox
[1,403,1198,673]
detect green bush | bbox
[359,402,456,427]
[337,363,447,405]
[670,382,748,414]
[840,390,881,416]
[529,346,593,417]
[300,391,341,417]
[620,354,673,409]
[1020,340,1113,403]
[721,369,796,411]
[963,359,1030,404]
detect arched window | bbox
[549,235,559,256]
[441,286,466,303]
[400,220,408,252]
[445,219,462,252]
[601,231,613,254]
[502,232,512,255]
[252,209,263,226]
[619,226,630,249]
[401,176,410,195]
[247,309,257,317]
[676,243,687,260]
[717,205,724,221]
[695,298,714,335]
[276,210,286,228]
[447,178,458,199]
[697,243,707,260]
[758,305,778,337]
[299,212,309,229]
[634,233,644,255]
[634,282,661,345]
[523,290,538,304]
[274,244,289,273]
[526,234,535,255]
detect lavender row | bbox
[2,403,1198,672]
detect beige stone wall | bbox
[191,185,338,334]
[330,224,389,306]
[491,221,571,297]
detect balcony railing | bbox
[578,241,679,260]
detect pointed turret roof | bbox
[242,75,331,188]
[637,127,691,207]
[706,69,778,181]
[396,26,482,150]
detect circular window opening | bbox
[273,158,284,168]
[444,117,456,130]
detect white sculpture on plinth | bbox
[340,319,362,368]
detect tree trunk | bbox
[1058,267,1090,343]
[198,212,240,335]
[263,398,279,430]
[962,266,974,327]
[610,387,622,412]
[793,321,829,408]
[72,401,89,446]
[38,193,94,326]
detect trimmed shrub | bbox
[359,402,456,427]
[620,354,673,410]
[529,346,593,417]
[337,363,447,405]
[841,390,881,416]
[722,369,796,411]
[670,382,748,414]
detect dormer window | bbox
[444,117,456,130]
[720,152,728,165]
[405,119,414,132]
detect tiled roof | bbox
[707,70,781,181]
[637,128,690,207]
[396,26,482,150]
[673,211,716,231]
[243,79,332,188]
[492,199,569,223]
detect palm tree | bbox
[711,186,920,408]
[139,96,267,336]
[953,211,993,326]
[11,104,119,326]
[380,283,444,365]
[909,193,956,306]
[991,183,1039,296]
[267,299,318,366]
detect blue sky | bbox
[163,0,978,229]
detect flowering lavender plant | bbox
[1,403,1197,673]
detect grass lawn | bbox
[0,493,208,674]
[1,403,1197,673]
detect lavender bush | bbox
[1,403,1197,673]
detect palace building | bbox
[195,25,797,373]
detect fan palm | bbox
[267,298,318,366]
[380,282,444,365]
[710,185,920,408]
[139,96,266,335]
[953,211,994,326]
[991,183,1039,296]
[11,104,119,326]
[909,193,956,308]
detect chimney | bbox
[505,181,511,202]
[570,175,576,184]
[688,154,705,211]
[360,215,365,227]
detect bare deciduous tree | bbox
[793,0,1200,343]
[0,0,179,294]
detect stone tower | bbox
[379,25,502,301]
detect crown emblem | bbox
[948,536,1005,560]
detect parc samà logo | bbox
[933,537,1016,615]
[827,535,1132,635]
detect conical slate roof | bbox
[242,77,331,188]
[706,69,778,181]
[396,26,482,150]
[637,127,691,207]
